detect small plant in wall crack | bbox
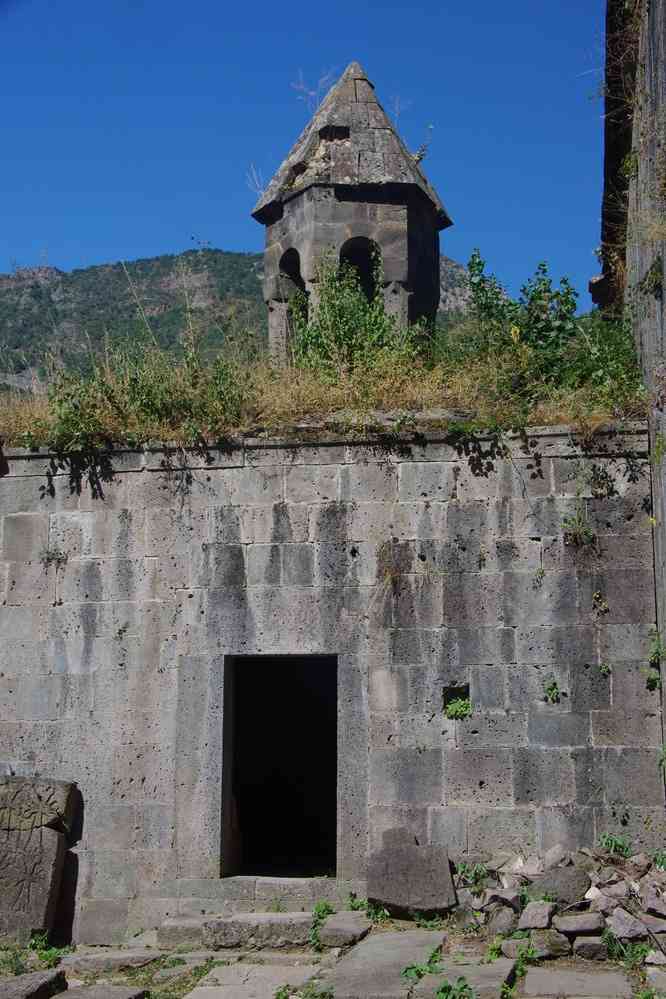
[444,697,472,720]
[592,590,610,616]
[544,679,561,704]
[39,546,68,571]
[649,627,666,666]
[599,661,612,677]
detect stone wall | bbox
[0,426,662,944]
[626,0,666,653]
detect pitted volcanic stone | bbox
[319,911,372,947]
[0,970,67,999]
[573,934,609,959]
[523,967,631,997]
[529,928,571,958]
[528,867,591,905]
[552,911,605,934]
[203,911,313,948]
[367,841,456,914]
[413,958,516,998]
[518,900,555,930]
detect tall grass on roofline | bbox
[0,250,646,453]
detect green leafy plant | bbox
[654,849,666,870]
[365,901,390,924]
[602,928,650,968]
[291,251,419,376]
[598,832,633,857]
[484,937,503,962]
[309,900,335,952]
[347,892,367,912]
[643,666,662,691]
[455,862,488,892]
[562,502,597,548]
[649,628,666,666]
[500,985,516,999]
[544,679,561,704]
[444,697,472,720]
[592,590,610,615]
[401,946,442,981]
[435,977,476,999]
[514,943,538,978]
[599,661,612,677]
[415,912,445,930]
[0,947,28,977]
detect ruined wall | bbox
[0,427,661,944]
[626,0,666,645]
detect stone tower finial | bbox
[253,63,452,362]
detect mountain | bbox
[0,249,470,377]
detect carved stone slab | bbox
[367,830,457,916]
[0,777,75,944]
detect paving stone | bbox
[647,967,666,989]
[0,970,67,999]
[60,948,167,974]
[573,934,608,959]
[203,911,313,948]
[66,989,149,999]
[319,911,371,947]
[523,967,632,997]
[319,929,445,999]
[412,958,515,998]
[552,911,606,934]
[518,900,556,929]
[186,962,317,998]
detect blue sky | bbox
[1,0,605,306]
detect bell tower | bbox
[252,62,452,362]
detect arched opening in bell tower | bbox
[339,237,380,303]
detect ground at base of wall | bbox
[0,939,646,999]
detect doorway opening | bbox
[339,236,380,302]
[223,655,337,877]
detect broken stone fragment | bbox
[573,935,608,960]
[0,969,67,999]
[543,843,568,870]
[552,911,605,935]
[646,948,666,965]
[319,911,372,947]
[529,928,571,958]
[367,839,456,916]
[605,908,647,940]
[518,901,556,930]
[485,903,518,936]
[528,867,591,906]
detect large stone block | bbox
[367,836,456,914]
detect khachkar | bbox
[0,777,77,943]
[252,61,452,363]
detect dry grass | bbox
[0,352,645,452]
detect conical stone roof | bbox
[252,62,451,229]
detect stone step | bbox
[60,948,168,975]
[204,911,314,949]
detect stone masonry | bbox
[0,424,662,943]
[253,62,451,359]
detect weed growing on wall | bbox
[0,250,646,452]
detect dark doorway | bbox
[225,655,337,876]
[339,236,380,302]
